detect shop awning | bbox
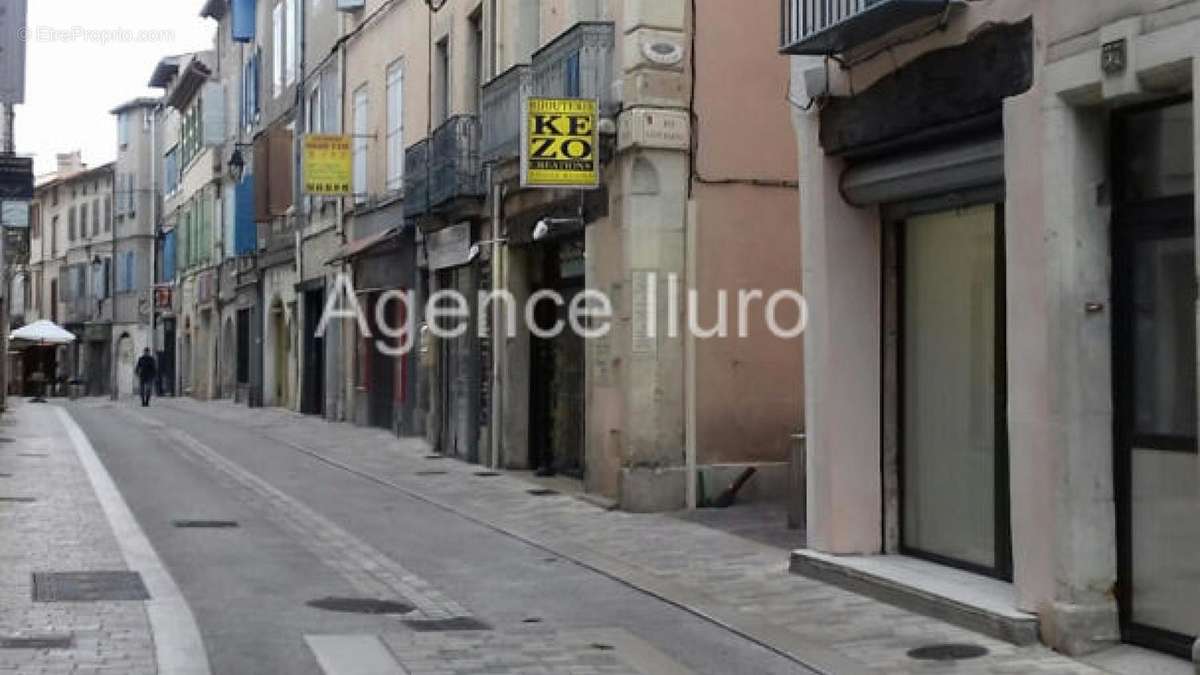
[325,227,400,266]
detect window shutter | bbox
[232,0,255,42]
[253,134,271,222]
[202,82,226,147]
[268,126,294,217]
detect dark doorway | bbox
[1112,99,1197,658]
[160,317,176,396]
[528,238,585,478]
[236,308,251,386]
[301,287,325,416]
[364,292,395,430]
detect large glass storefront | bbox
[1114,99,1198,657]
[900,203,1011,578]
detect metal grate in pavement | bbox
[0,437,14,443]
[907,643,989,661]
[0,496,35,503]
[172,520,239,529]
[0,634,73,649]
[33,571,150,602]
[473,471,501,477]
[307,597,415,615]
[402,617,491,632]
[414,470,448,476]
[527,488,560,496]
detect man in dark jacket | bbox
[134,348,157,407]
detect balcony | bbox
[403,139,429,216]
[429,115,485,208]
[532,21,615,113]
[405,116,485,219]
[780,0,951,55]
[481,65,531,163]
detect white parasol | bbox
[10,320,77,345]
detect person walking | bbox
[134,348,157,407]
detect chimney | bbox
[56,150,84,176]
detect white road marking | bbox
[55,406,212,675]
[305,635,406,675]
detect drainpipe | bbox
[685,198,697,510]
[489,179,504,469]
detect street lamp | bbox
[228,148,246,183]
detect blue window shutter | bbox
[162,230,176,282]
[232,0,255,42]
[235,176,256,255]
[565,52,581,98]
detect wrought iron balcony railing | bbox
[780,0,950,56]
[429,115,485,208]
[532,22,615,113]
[404,139,429,217]
[481,65,531,164]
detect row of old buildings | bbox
[16,0,1200,667]
[23,0,803,513]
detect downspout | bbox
[293,0,308,412]
[489,178,504,469]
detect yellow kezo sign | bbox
[522,97,599,189]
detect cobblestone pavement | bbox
[0,401,156,675]
[151,397,1107,675]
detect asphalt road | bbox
[67,400,813,675]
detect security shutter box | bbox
[840,135,1004,208]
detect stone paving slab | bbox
[375,627,694,675]
[151,398,1106,674]
[0,402,156,675]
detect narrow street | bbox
[64,397,812,675]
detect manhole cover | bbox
[474,471,501,477]
[527,488,559,496]
[0,634,73,650]
[906,643,989,661]
[414,470,448,476]
[0,497,35,503]
[172,520,239,529]
[306,597,415,615]
[402,617,491,632]
[33,571,150,602]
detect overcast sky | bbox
[16,0,216,176]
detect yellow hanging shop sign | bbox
[522,97,599,189]
[303,134,352,196]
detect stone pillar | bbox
[790,58,882,555]
[1037,99,1119,657]
[612,0,690,512]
